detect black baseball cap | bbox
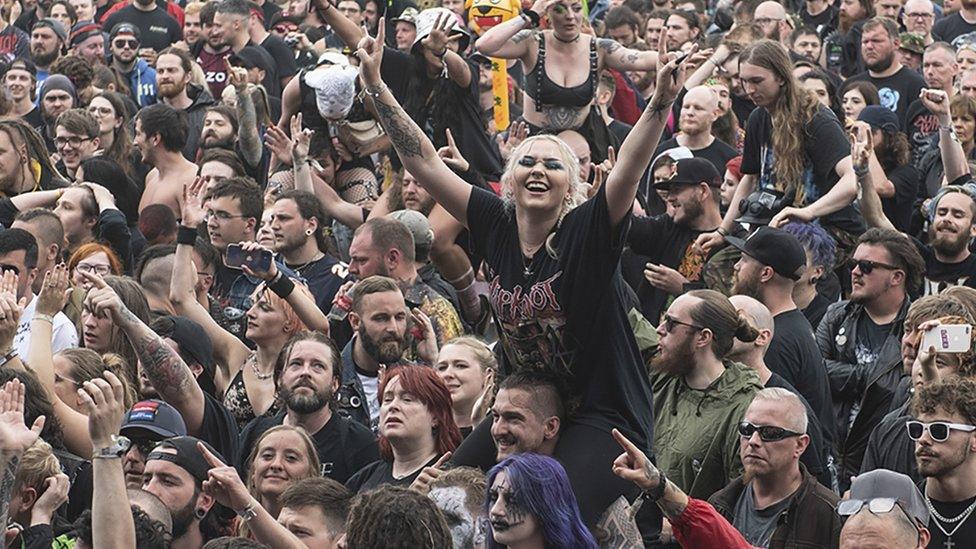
[653,157,721,190]
[725,226,806,281]
[110,22,141,42]
[146,436,222,485]
[121,399,187,440]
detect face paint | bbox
[429,486,476,548]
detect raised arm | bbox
[921,89,970,185]
[851,125,897,231]
[357,21,473,225]
[421,13,471,88]
[9,189,60,211]
[0,379,46,548]
[229,66,263,168]
[78,372,136,549]
[312,0,364,48]
[605,41,690,225]
[598,38,660,72]
[475,0,551,61]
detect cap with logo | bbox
[121,399,187,440]
[725,226,807,281]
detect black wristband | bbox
[639,470,667,502]
[267,273,295,298]
[177,225,198,245]
[522,9,540,27]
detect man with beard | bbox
[119,399,188,489]
[109,23,157,108]
[198,90,262,184]
[29,18,65,84]
[651,289,763,500]
[847,17,926,129]
[654,87,738,175]
[102,0,181,52]
[486,372,564,461]
[268,190,345,312]
[728,226,837,462]
[134,103,198,218]
[753,1,792,47]
[347,217,463,354]
[193,1,233,101]
[35,74,76,153]
[211,0,278,97]
[707,389,842,547]
[4,58,42,127]
[933,0,976,43]
[156,47,216,160]
[911,376,976,548]
[239,331,379,482]
[816,228,924,492]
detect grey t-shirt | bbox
[732,483,796,547]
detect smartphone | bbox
[671,51,689,82]
[922,324,972,353]
[225,243,273,272]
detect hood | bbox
[186,83,216,110]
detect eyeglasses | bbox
[54,135,94,148]
[75,263,112,276]
[113,39,139,49]
[273,25,297,34]
[88,106,114,116]
[131,437,161,456]
[738,421,803,442]
[662,314,703,333]
[204,210,247,222]
[854,259,901,275]
[906,420,976,442]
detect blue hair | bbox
[781,221,836,269]
[485,454,597,549]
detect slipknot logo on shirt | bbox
[488,272,572,374]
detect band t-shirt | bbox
[465,185,654,448]
[196,46,232,102]
[845,67,926,130]
[741,105,863,235]
[654,136,739,176]
[103,5,182,51]
[911,237,976,295]
[345,454,440,493]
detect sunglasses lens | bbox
[867,498,897,514]
[931,422,950,441]
[837,499,863,516]
[738,422,756,438]
[758,426,787,441]
[907,421,924,440]
[858,260,874,274]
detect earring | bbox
[194,508,206,520]
[305,229,313,236]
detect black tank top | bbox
[524,33,598,109]
[297,67,373,134]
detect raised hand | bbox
[182,176,208,228]
[643,262,689,295]
[81,182,117,210]
[30,473,70,525]
[0,292,22,352]
[198,442,253,512]
[0,379,45,458]
[411,308,439,364]
[919,88,950,122]
[652,36,695,107]
[409,452,452,495]
[496,121,528,162]
[81,271,125,322]
[77,371,126,449]
[421,12,461,55]
[265,124,296,166]
[356,17,386,87]
[36,264,70,318]
[849,122,874,174]
[589,146,616,198]
[239,241,279,282]
[0,269,17,300]
[470,368,495,426]
[610,428,660,493]
[290,113,313,164]
[437,128,470,173]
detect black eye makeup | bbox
[517,156,565,170]
[518,156,536,167]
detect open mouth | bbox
[525,180,549,193]
[474,15,503,27]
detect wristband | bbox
[364,83,388,98]
[0,349,18,368]
[268,272,295,298]
[853,164,870,177]
[522,9,540,27]
[237,503,258,522]
[434,48,447,58]
[639,470,668,502]
[177,225,198,245]
[715,226,729,237]
[34,314,54,324]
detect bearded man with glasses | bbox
[707,388,842,548]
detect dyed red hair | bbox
[377,365,461,461]
[67,242,123,276]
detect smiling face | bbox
[435,343,488,411]
[488,470,542,547]
[4,68,33,102]
[250,430,315,501]
[489,388,552,460]
[508,138,576,215]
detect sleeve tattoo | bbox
[121,309,194,395]
[371,98,425,159]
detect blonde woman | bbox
[435,336,496,436]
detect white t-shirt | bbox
[358,372,380,427]
[14,294,78,357]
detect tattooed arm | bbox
[476,23,536,60]
[0,455,18,548]
[598,38,659,72]
[235,85,263,168]
[357,26,473,226]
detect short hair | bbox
[67,242,123,277]
[215,0,252,18]
[356,216,416,263]
[157,46,194,75]
[0,228,38,269]
[280,477,351,538]
[647,8,671,21]
[941,286,976,323]
[497,370,565,422]
[862,16,899,39]
[345,485,453,549]
[55,108,99,138]
[912,376,976,426]
[135,103,188,153]
[135,244,177,294]
[428,465,487,513]
[14,208,64,251]
[925,41,957,59]
[789,26,820,47]
[50,54,93,91]
[905,294,973,333]
[13,439,60,492]
[202,538,269,549]
[74,505,173,549]
[193,236,221,272]
[750,387,808,432]
[856,228,926,294]
[781,221,836,269]
[276,190,329,253]
[350,275,402,313]
[127,488,173,536]
[184,1,205,17]
[200,0,219,24]
[199,148,246,177]
[605,6,641,30]
[377,365,461,460]
[208,176,263,222]
[138,203,178,244]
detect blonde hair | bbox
[13,440,61,492]
[500,135,587,223]
[750,387,808,433]
[441,336,497,373]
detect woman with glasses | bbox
[67,242,123,289]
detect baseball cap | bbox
[150,315,217,397]
[858,105,899,134]
[899,32,926,55]
[653,157,721,190]
[389,209,434,262]
[34,18,68,43]
[839,469,929,525]
[7,57,37,78]
[393,6,418,25]
[146,436,223,484]
[412,8,470,52]
[725,226,806,281]
[110,22,140,42]
[651,146,693,172]
[121,400,187,440]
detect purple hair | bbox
[781,221,836,269]
[485,454,597,549]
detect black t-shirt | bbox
[466,185,654,448]
[287,254,346,314]
[345,455,439,493]
[926,493,976,549]
[765,309,836,448]
[260,34,298,81]
[846,67,926,130]
[0,24,29,64]
[259,0,281,30]
[608,118,632,145]
[801,4,838,36]
[803,291,833,330]
[906,99,939,165]
[882,164,921,233]
[933,12,976,44]
[239,411,379,484]
[198,391,240,462]
[103,6,182,51]
[654,136,738,176]
[741,105,863,234]
[912,237,976,295]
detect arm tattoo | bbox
[656,481,687,520]
[372,98,424,158]
[595,497,643,549]
[512,29,535,44]
[624,52,640,64]
[120,308,194,396]
[236,90,262,166]
[598,38,622,56]
[0,455,20,549]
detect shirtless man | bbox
[135,103,197,217]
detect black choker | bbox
[553,32,580,43]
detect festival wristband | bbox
[177,225,198,245]
[522,9,540,27]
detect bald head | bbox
[556,129,592,181]
[755,1,787,19]
[754,1,788,40]
[127,488,174,536]
[840,508,925,549]
[730,295,774,335]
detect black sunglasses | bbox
[738,421,803,442]
[906,420,976,442]
[854,259,901,275]
[662,314,703,333]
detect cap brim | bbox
[724,235,749,254]
[652,178,698,190]
[121,423,180,439]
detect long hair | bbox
[403,48,466,147]
[875,130,911,172]
[686,289,760,358]
[83,276,151,389]
[377,365,461,461]
[485,454,597,549]
[0,119,65,188]
[79,156,140,225]
[90,91,134,177]
[57,348,137,409]
[739,40,823,205]
[799,69,844,122]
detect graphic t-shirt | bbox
[912,237,976,294]
[196,46,232,101]
[103,5,182,51]
[847,315,893,430]
[0,25,29,63]
[741,105,863,234]
[845,67,926,129]
[654,136,739,176]
[466,184,654,447]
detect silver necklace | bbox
[925,494,976,547]
[248,352,273,380]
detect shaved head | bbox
[730,295,774,335]
[755,1,787,19]
[729,294,775,362]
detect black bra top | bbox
[525,33,598,109]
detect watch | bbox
[93,435,131,459]
[237,503,258,522]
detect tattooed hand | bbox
[611,428,660,492]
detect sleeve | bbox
[20,524,56,549]
[465,185,508,259]
[859,422,883,473]
[815,308,866,401]
[669,498,757,549]
[381,47,413,99]
[95,209,133,272]
[808,109,851,183]
[51,316,79,352]
[740,110,764,175]
[626,215,669,257]
[0,197,19,227]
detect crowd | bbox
[0,0,974,547]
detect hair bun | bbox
[734,313,760,343]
